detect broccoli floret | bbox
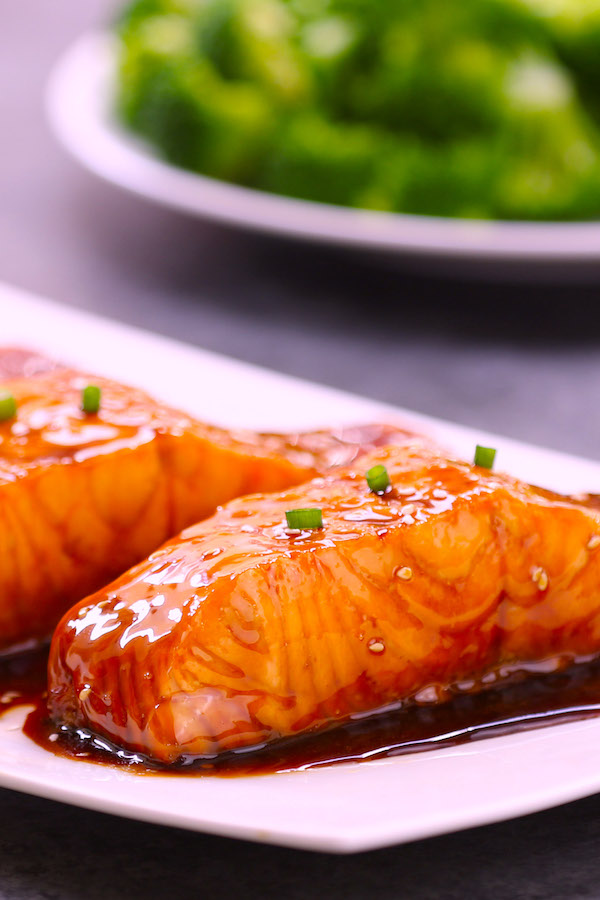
[114,0,600,219]
[260,114,379,205]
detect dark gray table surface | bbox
[3,3,600,899]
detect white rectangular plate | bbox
[4,281,600,854]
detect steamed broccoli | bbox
[115,0,600,219]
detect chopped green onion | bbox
[474,445,496,469]
[366,464,391,493]
[0,392,16,422]
[285,508,323,530]
[81,384,101,414]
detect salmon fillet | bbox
[48,441,600,763]
[0,350,412,650]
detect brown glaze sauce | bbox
[3,648,600,776]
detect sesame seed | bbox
[285,528,302,536]
[588,534,600,550]
[403,504,416,516]
[1,691,19,704]
[396,566,413,581]
[368,639,385,654]
[48,734,59,743]
[78,687,91,703]
[531,566,548,591]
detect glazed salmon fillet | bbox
[48,441,600,763]
[0,350,411,650]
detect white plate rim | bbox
[46,32,600,263]
[4,280,600,853]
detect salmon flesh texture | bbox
[0,350,412,650]
[47,441,600,763]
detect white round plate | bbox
[47,33,600,263]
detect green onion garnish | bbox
[0,392,16,422]
[81,384,101,414]
[366,464,390,493]
[474,445,496,469]
[285,508,323,530]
